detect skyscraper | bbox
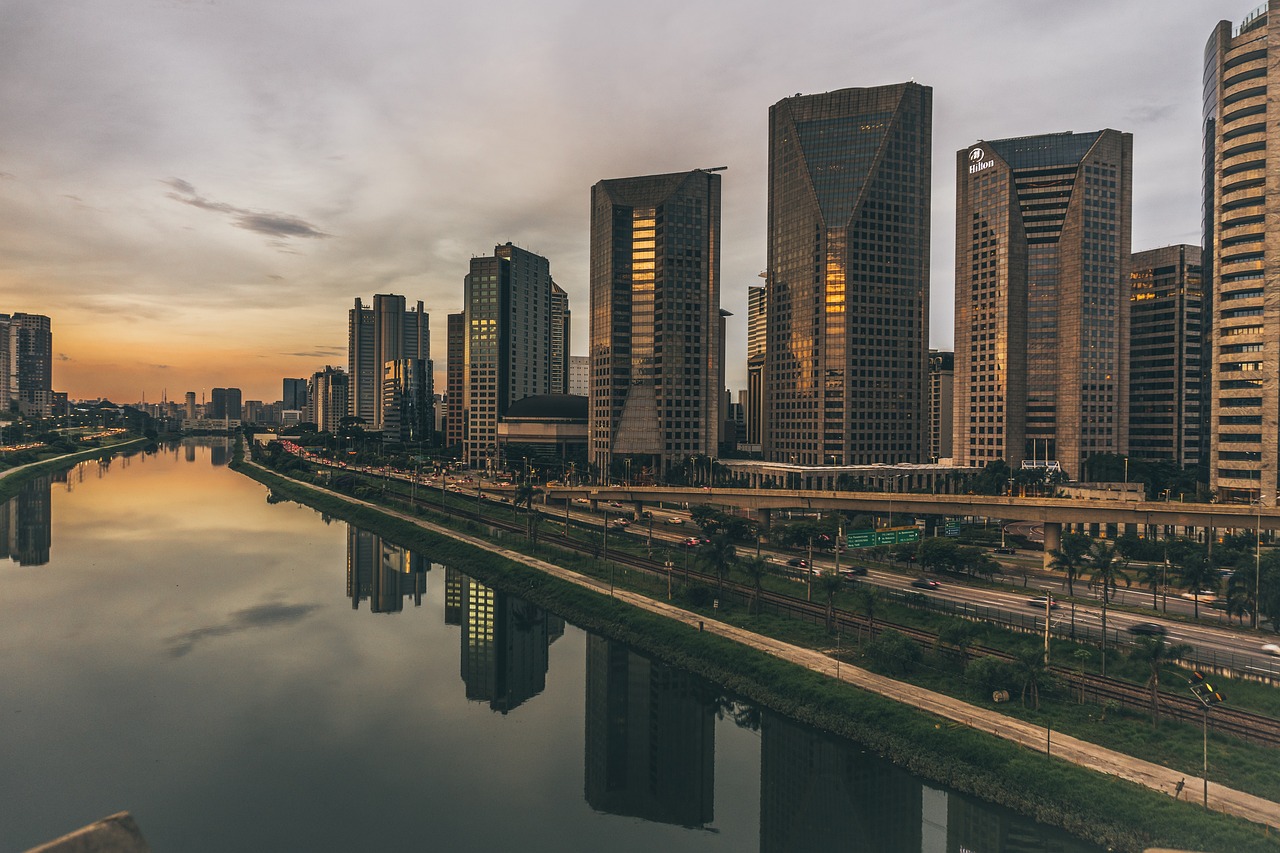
[928,350,954,462]
[764,84,932,467]
[308,366,349,433]
[209,387,242,420]
[462,243,556,470]
[746,285,766,447]
[1205,6,1277,503]
[10,313,53,417]
[446,312,465,452]
[953,130,1132,478]
[348,294,430,431]
[550,282,571,395]
[1129,245,1203,467]
[282,378,307,412]
[589,169,722,481]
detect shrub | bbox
[865,629,921,675]
[966,655,1014,699]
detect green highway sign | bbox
[848,529,877,548]
[944,520,961,537]
[847,527,918,548]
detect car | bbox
[640,510,652,519]
[1027,596,1059,610]
[611,518,630,527]
[787,558,809,568]
[573,498,591,505]
[1180,590,1218,602]
[608,501,623,508]
[841,566,867,576]
[1127,622,1167,637]
[683,537,702,547]
[664,516,685,525]
[1262,644,1280,657]
[911,578,941,590]
[993,547,1017,555]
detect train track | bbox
[379,479,1280,748]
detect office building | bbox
[1129,245,1203,467]
[461,243,557,470]
[184,391,197,421]
[348,294,430,431]
[550,282,571,395]
[589,169,723,480]
[764,84,932,467]
[746,284,766,447]
[381,358,433,444]
[953,130,1132,478]
[446,312,465,451]
[928,350,954,462]
[10,313,53,417]
[308,366,349,433]
[283,378,307,412]
[1205,6,1279,502]
[209,387,242,421]
[568,355,589,397]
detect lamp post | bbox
[1256,492,1265,630]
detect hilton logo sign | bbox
[969,147,994,175]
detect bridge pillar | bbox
[631,501,644,519]
[589,499,598,513]
[1042,521,1061,570]
[757,508,772,533]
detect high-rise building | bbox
[10,313,53,417]
[764,84,932,467]
[209,387,242,420]
[1205,6,1278,503]
[550,282,571,395]
[348,295,430,431]
[381,358,433,444]
[308,366,349,433]
[1129,245,1203,467]
[282,378,307,412]
[446,312,465,451]
[589,169,722,481]
[568,355,590,397]
[746,285,766,447]
[462,243,557,470]
[953,130,1132,478]
[184,391,196,421]
[928,350,954,462]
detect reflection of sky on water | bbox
[0,441,1098,853]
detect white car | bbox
[1262,644,1280,657]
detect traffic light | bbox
[1188,671,1224,706]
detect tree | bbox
[851,582,883,643]
[1049,532,1092,597]
[935,619,979,665]
[1086,540,1130,676]
[513,478,542,540]
[1224,572,1254,627]
[1127,634,1192,726]
[1133,560,1166,612]
[1013,646,1051,710]
[738,556,771,615]
[865,630,921,675]
[1174,545,1218,620]
[698,535,738,599]
[818,572,844,632]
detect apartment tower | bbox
[348,295,430,431]
[589,169,722,481]
[1205,5,1280,503]
[764,84,932,467]
[953,130,1133,478]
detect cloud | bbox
[56,353,71,361]
[149,363,170,370]
[166,601,320,657]
[283,347,345,358]
[162,178,330,245]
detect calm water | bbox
[0,441,1099,852]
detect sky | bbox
[2,0,1234,404]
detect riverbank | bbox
[0,437,151,502]
[233,455,1280,852]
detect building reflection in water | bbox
[0,474,52,566]
[584,636,715,828]
[760,711,1096,853]
[346,527,429,613]
[458,573,563,714]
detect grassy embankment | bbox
[234,453,1280,853]
[0,435,151,503]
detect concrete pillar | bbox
[757,508,772,532]
[1042,521,1062,570]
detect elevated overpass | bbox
[548,485,1280,566]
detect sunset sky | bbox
[3,0,1222,404]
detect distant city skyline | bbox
[4,2,1220,403]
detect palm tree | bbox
[513,478,542,540]
[818,572,844,632]
[1049,532,1092,597]
[738,555,771,615]
[698,535,738,599]
[1013,646,1050,710]
[852,582,883,643]
[935,619,978,665]
[1133,560,1165,612]
[1225,572,1254,627]
[1127,634,1192,726]
[1175,546,1218,620]
[1086,540,1130,676]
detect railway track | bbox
[381,480,1280,748]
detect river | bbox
[0,440,1099,852]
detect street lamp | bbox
[1256,492,1266,630]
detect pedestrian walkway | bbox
[251,461,1280,832]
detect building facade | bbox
[764,84,932,467]
[746,284,766,448]
[446,312,465,452]
[283,378,307,412]
[550,283,571,395]
[10,313,53,417]
[1129,245,1203,467]
[462,243,556,470]
[953,130,1133,479]
[1205,5,1278,503]
[308,366,349,434]
[348,295,430,431]
[928,350,954,462]
[568,355,590,397]
[381,358,434,444]
[589,169,723,482]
